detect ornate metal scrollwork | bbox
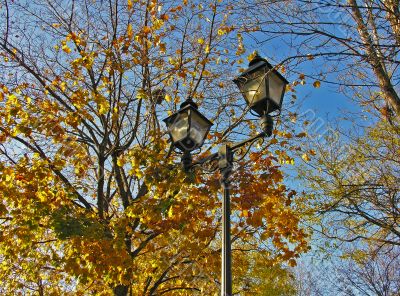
[231,135,265,163]
[190,152,219,173]
[177,131,267,173]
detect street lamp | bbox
[233,53,288,117]
[163,98,213,169]
[163,53,288,296]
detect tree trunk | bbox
[349,0,400,117]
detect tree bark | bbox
[349,0,400,117]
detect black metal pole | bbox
[221,177,232,296]
[218,144,233,296]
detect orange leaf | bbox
[160,14,169,21]
[126,24,133,39]
[142,26,151,34]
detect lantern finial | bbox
[249,51,266,67]
[180,98,198,109]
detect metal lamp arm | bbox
[186,130,268,172]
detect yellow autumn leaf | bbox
[286,158,295,165]
[197,38,204,45]
[36,191,48,202]
[127,0,133,10]
[217,28,226,35]
[136,88,147,99]
[98,101,110,115]
[153,19,164,30]
[60,82,67,92]
[313,80,321,88]
[135,169,143,178]
[62,44,71,54]
[11,128,20,137]
[302,153,311,162]
[117,158,125,167]
[247,51,257,62]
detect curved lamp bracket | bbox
[173,114,274,174]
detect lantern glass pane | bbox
[241,75,266,106]
[268,71,285,107]
[169,112,189,143]
[189,111,210,146]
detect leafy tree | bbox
[293,246,400,296]
[298,117,400,248]
[292,115,400,295]
[236,252,297,296]
[237,1,400,292]
[336,246,400,296]
[0,0,308,295]
[243,0,400,118]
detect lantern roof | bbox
[234,53,289,85]
[163,98,213,127]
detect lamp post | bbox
[163,53,288,296]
